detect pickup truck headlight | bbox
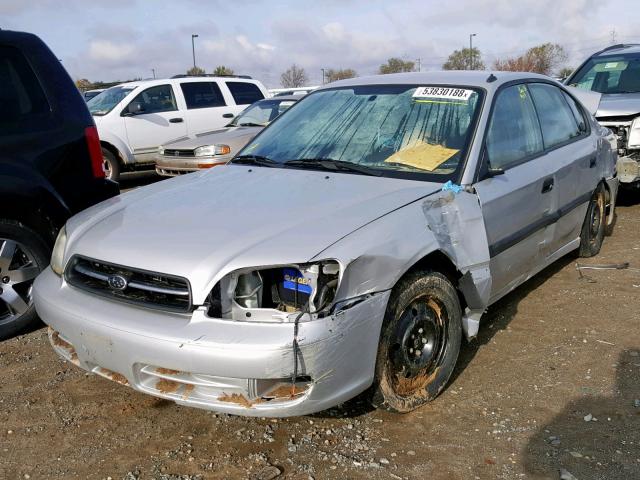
[194,144,231,157]
[50,226,67,276]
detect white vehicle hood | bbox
[66,165,441,303]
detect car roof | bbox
[592,44,640,57]
[318,71,557,94]
[118,76,260,89]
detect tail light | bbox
[84,126,105,179]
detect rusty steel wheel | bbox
[579,184,606,258]
[370,270,462,413]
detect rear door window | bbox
[485,84,544,169]
[225,81,264,105]
[128,84,177,114]
[180,82,226,109]
[0,45,51,127]
[529,83,582,149]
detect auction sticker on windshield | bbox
[413,86,473,102]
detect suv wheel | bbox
[101,147,120,182]
[0,220,49,340]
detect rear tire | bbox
[0,220,50,340]
[370,270,462,413]
[101,147,120,182]
[579,184,606,258]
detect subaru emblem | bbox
[107,274,128,291]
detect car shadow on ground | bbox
[616,187,640,207]
[118,170,165,192]
[523,349,640,480]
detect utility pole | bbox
[191,34,199,70]
[321,68,325,85]
[469,33,477,70]
[610,28,617,44]
[151,68,156,79]
[415,58,421,72]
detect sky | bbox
[2,0,640,88]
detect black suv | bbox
[0,30,119,339]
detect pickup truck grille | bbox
[65,256,192,313]
[163,149,195,157]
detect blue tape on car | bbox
[442,180,463,194]
[283,268,312,294]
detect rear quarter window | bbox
[0,45,51,128]
[226,81,264,105]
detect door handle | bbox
[541,177,554,194]
[589,155,597,168]
[222,113,234,118]
[169,117,184,123]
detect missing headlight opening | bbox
[206,261,340,321]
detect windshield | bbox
[87,85,135,115]
[228,99,297,127]
[237,84,482,181]
[568,52,640,94]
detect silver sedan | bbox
[34,71,618,416]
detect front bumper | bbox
[33,268,389,417]
[617,154,640,184]
[155,155,229,176]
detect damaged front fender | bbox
[312,189,491,339]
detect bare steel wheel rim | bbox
[389,295,448,396]
[0,238,40,325]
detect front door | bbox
[473,84,557,302]
[123,84,187,163]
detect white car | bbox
[87,75,268,181]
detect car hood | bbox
[596,92,640,118]
[162,126,262,150]
[66,166,441,303]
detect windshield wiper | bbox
[230,154,279,167]
[237,122,267,127]
[284,158,381,176]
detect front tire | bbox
[370,270,462,413]
[101,147,120,182]
[579,184,606,258]
[0,220,50,340]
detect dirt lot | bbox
[1,179,639,480]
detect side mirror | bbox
[123,101,144,116]
[479,149,505,180]
[486,166,505,178]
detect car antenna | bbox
[486,73,497,83]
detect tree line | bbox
[76,43,575,91]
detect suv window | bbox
[568,52,640,94]
[226,81,264,105]
[529,83,582,148]
[180,82,226,109]
[128,84,177,114]
[0,45,50,125]
[486,84,544,169]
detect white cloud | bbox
[88,41,135,62]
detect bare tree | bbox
[213,65,234,76]
[379,57,415,74]
[442,48,485,70]
[558,66,574,79]
[280,64,308,88]
[325,68,357,83]
[187,66,205,76]
[492,43,568,76]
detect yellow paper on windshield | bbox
[385,141,458,171]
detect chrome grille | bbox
[163,149,195,157]
[65,256,192,313]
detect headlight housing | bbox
[208,261,341,321]
[50,226,67,276]
[157,146,165,155]
[194,144,231,157]
[629,116,640,149]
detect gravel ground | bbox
[1,180,639,480]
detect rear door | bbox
[179,81,234,134]
[528,83,595,257]
[123,84,187,163]
[474,84,557,302]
